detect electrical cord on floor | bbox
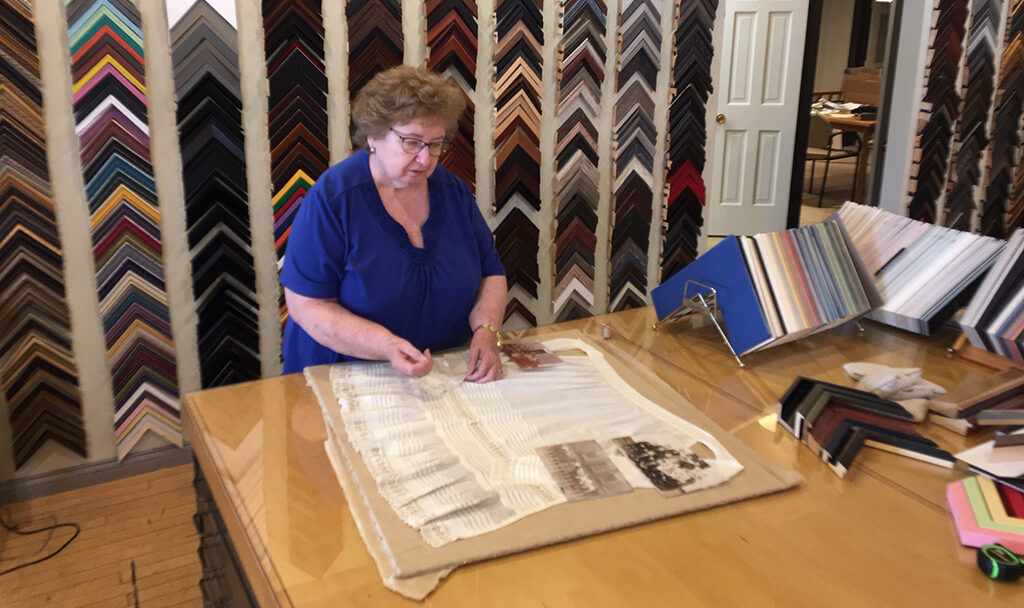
[0,511,80,576]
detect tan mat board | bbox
[305,330,802,593]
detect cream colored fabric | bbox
[843,362,947,421]
[321,429,453,600]
[324,338,743,547]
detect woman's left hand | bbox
[466,328,503,383]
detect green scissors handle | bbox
[977,544,1024,582]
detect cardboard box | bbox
[842,67,881,105]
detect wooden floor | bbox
[0,464,201,607]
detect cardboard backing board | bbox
[305,331,802,599]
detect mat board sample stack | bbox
[960,228,1024,361]
[947,474,1024,553]
[652,216,881,357]
[839,201,1005,335]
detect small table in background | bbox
[822,113,876,203]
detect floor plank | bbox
[0,464,201,607]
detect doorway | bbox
[791,0,900,227]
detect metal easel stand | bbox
[651,280,745,368]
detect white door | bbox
[706,0,808,235]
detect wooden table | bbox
[183,308,1020,606]
[822,113,876,204]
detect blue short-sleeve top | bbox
[279,149,505,374]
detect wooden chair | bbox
[806,113,859,206]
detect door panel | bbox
[721,130,747,204]
[763,12,792,104]
[729,12,757,103]
[755,130,781,203]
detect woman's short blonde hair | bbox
[351,66,466,148]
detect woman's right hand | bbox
[386,338,433,377]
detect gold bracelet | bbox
[474,322,502,347]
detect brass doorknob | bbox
[716,114,726,124]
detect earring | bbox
[368,145,375,154]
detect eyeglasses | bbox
[389,127,450,157]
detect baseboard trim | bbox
[0,444,195,505]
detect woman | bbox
[280,66,507,382]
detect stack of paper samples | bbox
[652,216,881,356]
[839,202,1005,335]
[960,228,1024,361]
